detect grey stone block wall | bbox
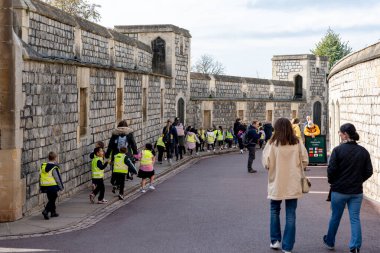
[28,12,75,59]
[174,34,190,90]
[273,60,303,81]
[81,31,110,66]
[114,41,135,69]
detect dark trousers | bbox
[247,146,256,170]
[165,143,172,159]
[45,191,58,214]
[157,146,165,162]
[196,142,201,153]
[114,173,126,195]
[225,139,233,148]
[178,145,186,158]
[238,138,244,150]
[92,178,105,201]
[207,143,214,150]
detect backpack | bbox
[117,135,128,150]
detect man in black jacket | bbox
[245,120,262,173]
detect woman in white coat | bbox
[262,118,309,253]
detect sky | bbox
[96,0,380,79]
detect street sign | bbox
[304,135,327,165]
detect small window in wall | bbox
[294,75,303,99]
[79,88,88,137]
[238,110,244,121]
[160,89,164,119]
[179,37,184,55]
[152,37,166,74]
[266,110,273,122]
[177,98,185,124]
[116,88,123,123]
[203,110,211,129]
[292,110,297,119]
[142,88,147,122]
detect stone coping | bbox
[190,97,304,102]
[190,72,294,87]
[328,41,380,79]
[114,24,191,38]
[272,54,328,61]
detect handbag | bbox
[298,142,311,193]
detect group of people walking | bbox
[38,116,373,253]
[262,118,373,253]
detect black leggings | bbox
[92,178,105,201]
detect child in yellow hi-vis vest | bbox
[135,143,156,193]
[206,128,216,152]
[155,134,166,164]
[89,147,109,204]
[112,146,137,200]
[186,128,200,156]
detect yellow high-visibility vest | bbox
[199,130,205,140]
[207,132,215,143]
[226,131,233,139]
[40,163,58,187]
[113,153,128,174]
[217,130,224,141]
[140,150,154,166]
[92,156,105,179]
[187,134,196,143]
[157,136,165,147]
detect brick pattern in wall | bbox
[81,31,110,65]
[114,41,135,69]
[175,34,190,90]
[29,13,75,59]
[273,60,303,80]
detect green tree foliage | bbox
[43,0,101,22]
[192,54,226,75]
[311,28,352,70]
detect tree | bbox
[192,54,226,75]
[311,28,352,70]
[43,0,101,22]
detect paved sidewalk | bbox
[0,148,237,239]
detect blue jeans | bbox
[325,192,363,250]
[270,199,298,251]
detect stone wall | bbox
[10,0,189,215]
[328,42,380,202]
[187,73,305,129]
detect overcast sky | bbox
[96,0,380,79]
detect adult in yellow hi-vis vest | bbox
[40,151,64,220]
[90,147,109,204]
[112,147,137,200]
[135,143,156,193]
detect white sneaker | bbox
[149,185,155,190]
[213,149,216,152]
[240,149,243,154]
[195,152,199,156]
[282,251,291,253]
[141,189,146,193]
[270,241,281,249]
[207,150,210,152]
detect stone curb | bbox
[0,149,238,240]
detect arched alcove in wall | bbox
[294,75,303,99]
[152,37,166,75]
[177,98,185,124]
[330,101,335,150]
[313,101,322,130]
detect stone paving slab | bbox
[0,148,236,240]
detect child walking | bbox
[89,147,109,204]
[216,126,225,150]
[135,143,156,193]
[112,146,137,200]
[155,134,166,164]
[40,151,64,220]
[206,128,216,152]
[186,128,200,156]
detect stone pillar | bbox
[0,0,25,221]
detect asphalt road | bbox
[1,150,380,253]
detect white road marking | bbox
[0,248,57,252]
[309,191,330,194]
[307,176,327,179]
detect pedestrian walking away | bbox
[262,118,309,253]
[323,123,373,253]
[245,120,262,173]
[155,134,166,164]
[40,151,64,220]
[90,147,109,204]
[135,143,156,193]
[186,128,200,155]
[112,146,137,200]
[234,118,246,154]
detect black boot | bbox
[42,210,49,220]
[51,212,59,218]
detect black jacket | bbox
[245,125,261,147]
[327,141,373,194]
[106,127,138,161]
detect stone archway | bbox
[294,75,303,99]
[313,101,322,129]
